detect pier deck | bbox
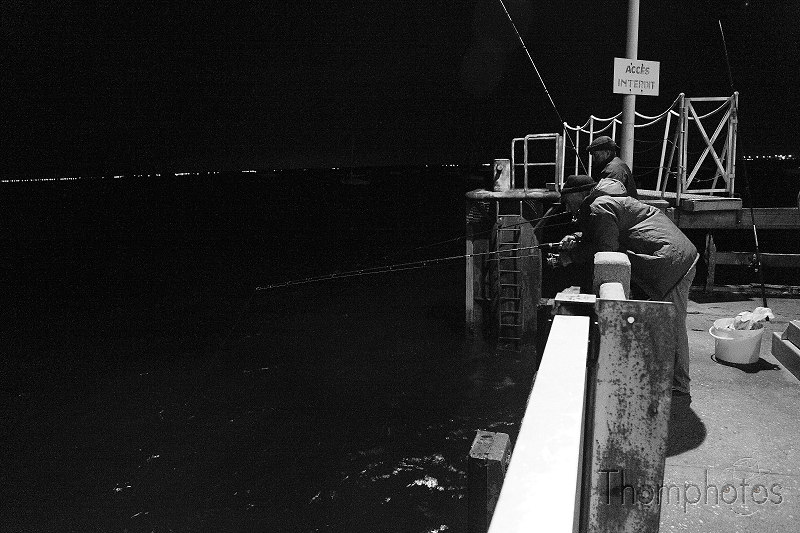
[659,295,800,531]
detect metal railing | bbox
[509,133,565,191]
[556,93,738,203]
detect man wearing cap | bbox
[558,174,698,397]
[587,135,638,199]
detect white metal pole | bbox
[621,0,640,169]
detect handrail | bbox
[509,133,563,191]
[557,93,737,200]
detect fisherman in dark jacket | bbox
[558,174,698,396]
[587,136,638,199]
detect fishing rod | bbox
[497,0,589,175]
[716,14,768,308]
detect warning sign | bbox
[613,58,660,96]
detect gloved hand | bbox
[559,234,579,250]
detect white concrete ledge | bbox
[488,315,590,533]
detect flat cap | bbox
[560,174,596,197]
[587,135,618,152]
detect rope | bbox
[689,99,731,121]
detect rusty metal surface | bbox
[585,299,677,533]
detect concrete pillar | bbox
[593,252,631,298]
[468,431,511,533]
[585,299,676,533]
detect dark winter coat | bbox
[568,178,697,300]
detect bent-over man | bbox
[558,174,698,397]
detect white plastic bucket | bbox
[709,317,764,365]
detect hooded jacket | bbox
[593,156,638,199]
[568,178,697,300]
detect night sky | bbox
[3,1,798,177]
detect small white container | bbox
[709,317,764,365]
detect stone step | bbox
[772,331,800,382]
[782,320,800,348]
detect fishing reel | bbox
[540,242,563,268]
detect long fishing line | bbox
[373,208,570,265]
[255,243,553,291]
[497,0,588,175]
[464,209,569,239]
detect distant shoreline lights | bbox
[1,159,795,183]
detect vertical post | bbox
[554,134,563,188]
[466,222,476,335]
[655,110,672,192]
[585,299,676,533]
[523,138,529,190]
[704,233,717,293]
[620,0,640,169]
[678,95,688,205]
[729,92,739,196]
[468,431,511,533]
[465,197,492,340]
[588,116,595,177]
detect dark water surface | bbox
[1,168,538,532]
[2,160,797,531]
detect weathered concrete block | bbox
[599,282,626,300]
[468,431,511,533]
[586,299,675,533]
[593,251,630,298]
[772,331,800,382]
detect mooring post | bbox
[466,221,476,336]
[704,233,717,293]
[468,431,511,533]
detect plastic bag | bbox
[727,307,774,330]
